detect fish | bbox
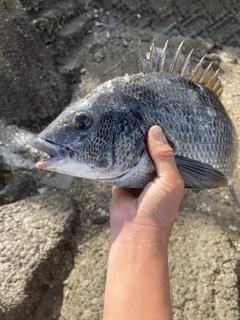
[32,40,239,207]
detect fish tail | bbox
[229,183,240,209]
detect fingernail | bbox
[152,126,167,143]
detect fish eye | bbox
[73,112,92,130]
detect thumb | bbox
[147,126,183,185]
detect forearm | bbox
[103,126,183,319]
[103,234,172,320]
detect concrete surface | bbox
[0,192,77,320]
[0,121,41,172]
[53,211,240,319]
[0,0,70,127]
[59,229,110,320]
[169,211,239,319]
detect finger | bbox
[110,187,140,216]
[112,186,141,200]
[147,126,183,183]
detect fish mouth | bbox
[31,137,67,169]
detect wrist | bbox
[108,229,169,277]
[105,227,172,320]
[110,222,170,249]
[110,204,177,246]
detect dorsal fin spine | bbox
[138,49,142,72]
[158,40,168,73]
[181,49,194,77]
[217,87,223,97]
[199,62,213,84]
[169,41,184,73]
[206,69,220,88]
[213,79,222,93]
[140,40,223,98]
[190,54,207,81]
[149,40,155,72]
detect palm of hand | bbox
[109,126,184,244]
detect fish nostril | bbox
[66,147,74,158]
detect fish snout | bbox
[31,136,67,169]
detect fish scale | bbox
[115,72,237,176]
[31,41,239,207]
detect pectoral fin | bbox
[175,155,240,209]
[174,155,227,189]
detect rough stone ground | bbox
[0,0,70,127]
[57,212,240,320]
[1,0,240,319]
[0,193,78,320]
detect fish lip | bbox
[31,136,67,169]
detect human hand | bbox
[105,126,183,320]
[110,125,184,245]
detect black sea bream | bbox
[32,41,239,207]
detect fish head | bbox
[32,81,146,182]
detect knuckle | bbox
[172,172,185,189]
[153,142,174,159]
[162,173,185,193]
[176,175,185,190]
[173,176,185,198]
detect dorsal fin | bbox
[139,40,223,98]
